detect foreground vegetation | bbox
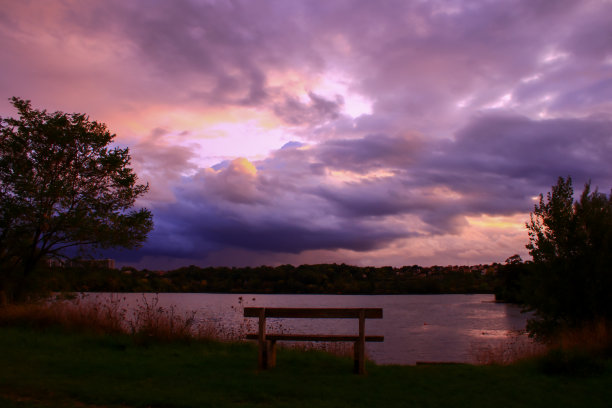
[1,299,612,408]
[1,324,611,408]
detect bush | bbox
[537,348,606,377]
[524,177,612,339]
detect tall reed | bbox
[470,331,546,365]
[0,294,232,343]
[471,320,612,366]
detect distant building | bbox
[42,258,65,267]
[68,258,116,269]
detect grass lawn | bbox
[1,325,611,408]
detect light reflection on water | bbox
[83,293,530,365]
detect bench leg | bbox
[268,340,277,368]
[353,341,366,374]
[258,340,276,370]
[258,340,268,370]
[257,308,269,370]
[354,310,366,374]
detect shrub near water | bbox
[534,320,612,376]
[537,348,606,376]
[471,320,612,378]
[127,295,197,344]
[471,331,546,365]
[552,319,612,356]
[471,330,607,376]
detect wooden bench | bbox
[244,307,383,374]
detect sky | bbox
[1,0,611,269]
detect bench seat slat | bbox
[243,307,383,319]
[246,333,384,342]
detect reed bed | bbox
[471,320,612,375]
[0,294,367,360]
[551,319,612,356]
[470,331,546,365]
[0,294,238,343]
[4,295,610,367]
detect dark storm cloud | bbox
[148,202,406,256]
[315,133,423,173]
[117,112,611,264]
[309,114,612,221]
[433,115,612,189]
[128,175,408,261]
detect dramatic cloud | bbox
[122,113,612,265]
[2,0,611,268]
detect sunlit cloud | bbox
[521,74,542,84]
[466,214,527,231]
[314,72,373,118]
[327,169,396,184]
[541,49,570,64]
[484,93,514,110]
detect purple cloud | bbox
[113,113,611,265]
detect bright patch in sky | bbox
[485,93,514,110]
[456,96,473,109]
[541,49,570,64]
[315,72,373,118]
[466,214,526,231]
[521,74,542,83]
[194,120,292,167]
[328,169,396,184]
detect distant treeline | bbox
[36,263,503,295]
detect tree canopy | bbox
[0,97,153,301]
[524,176,612,339]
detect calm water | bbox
[83,293,529,365]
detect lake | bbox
[82,293,530,365]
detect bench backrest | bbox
[243,307,383,319]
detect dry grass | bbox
[0,295,361,359]
[551,319,612,356]
[472,320,612,366]
[280,340,355,359]
[0,294,233,343]
[470,331,546,365]
[0,295,126,335]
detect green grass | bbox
[1,326,611,408]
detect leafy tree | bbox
[0,97,153,302]
[493,255,531,303]
[524,176,612,339]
